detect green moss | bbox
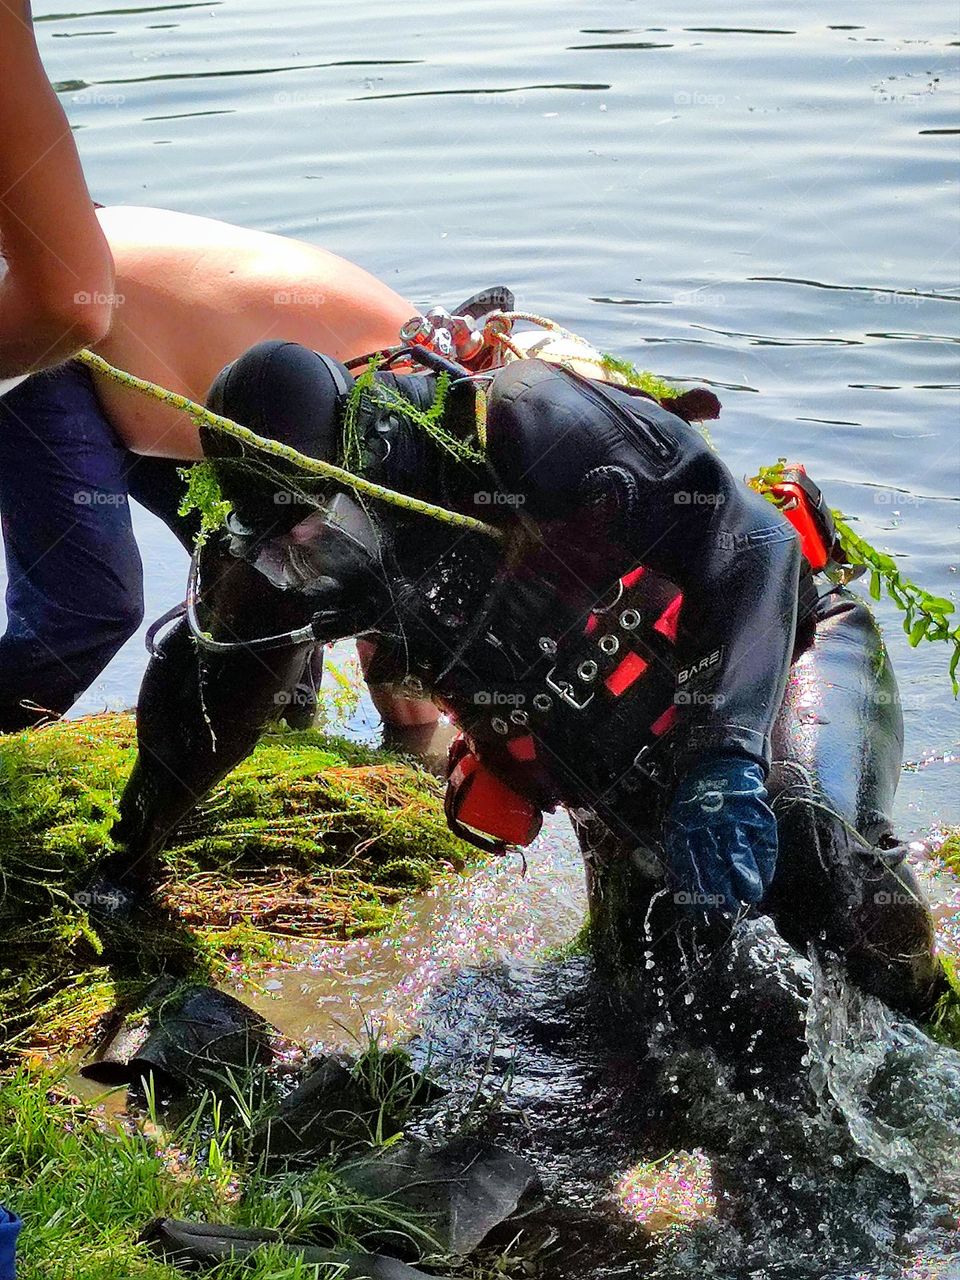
[177,460,233,546]
[0,714,469,1060]
[926,830,960,1049]
[938,829,960,875]
[599,353,681,402]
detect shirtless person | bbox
[0,205,434,729]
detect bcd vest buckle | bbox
[545,666,595,711]
[762,464,840,573]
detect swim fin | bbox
[139,1218,447,1278]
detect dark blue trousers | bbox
[0,363,195,730]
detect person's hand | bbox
[663,755,777,915]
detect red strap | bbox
[650,704,679,736]
[605,650,649,696]
[653,594,682,641]
[506,734,538,762]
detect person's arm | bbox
[0,0,114,376]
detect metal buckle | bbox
[592,578,624,614]
[545,667,595,711]
[628,743,666,790]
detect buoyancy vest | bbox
[430,549,688,853]
[435,466,841,855]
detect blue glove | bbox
[0,1205,21,1280]
[663,756,778,915]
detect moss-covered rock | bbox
[0,714,469,1059]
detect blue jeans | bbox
[0,363,195,730]
[0,1205,20,1280]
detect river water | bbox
[19,2,960,1276]
[19,0,959,831]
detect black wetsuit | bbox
[114,339,943,1019]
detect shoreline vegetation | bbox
[0,711,470,1064]
[1,711,957,1278]
[0,709,483,1279]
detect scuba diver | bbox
[103,298,945,1024]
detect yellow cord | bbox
[77,349,505,543]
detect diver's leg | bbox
[110,342,348,878]
[124,453,199,553]
[764,591,942,1018]
[111,545,314,877]
[577,810,674,987]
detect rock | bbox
[139,1218,448,1278]
[338,1137,543,1255]
[80,980,275,1094]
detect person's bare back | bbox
[90,207,414,458]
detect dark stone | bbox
[80,980,276,1093]
[338,1137,543,1256]
[139,1218,448,1278]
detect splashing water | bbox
[806,955,960,1206]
